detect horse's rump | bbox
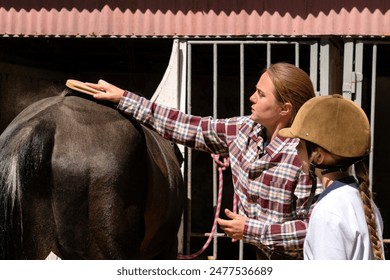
[0,91,183,259]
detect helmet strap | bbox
[319,165,349,175]
[317,156,365,175]
[303,141,361,216]
[302,142,318,216]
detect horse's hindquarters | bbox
[0,94,184,259]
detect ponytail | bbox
[354,161,384,260]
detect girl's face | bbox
[249,72,284,128]
[296,139,310,174]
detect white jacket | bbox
[304,178,384,260]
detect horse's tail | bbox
[0,119,54,259]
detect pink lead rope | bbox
[177,154,237,260]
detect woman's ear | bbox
[280,102,293,116]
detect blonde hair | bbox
[354,161,384,260]
[267,63,315,126]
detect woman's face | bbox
[249,72,284,127]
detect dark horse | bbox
[0,89,184,259]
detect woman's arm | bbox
[87,80,239,155]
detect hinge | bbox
[342,71,363,101]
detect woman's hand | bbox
[86,80,125,103]
[217,209,246,240]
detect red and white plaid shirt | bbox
[118,91,322,258]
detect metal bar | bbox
[212,43,218,260]
[186,43,193,255]
[342,39,355,100]
[213,44,218,119]
[267,42,271,67]
[295,43,299,67]
[354,42,364,106]
[240,43,245,117]
[187,40,317,45]
[319,38,330,95]
[239,43,245,260]
[369,44,377,191]
[310,42,319,95]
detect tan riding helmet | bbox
[279,94,370,158]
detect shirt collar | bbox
[267,135,299,158]
[247,122,298,158]
[318,176,359,202]
[249,122,263,141]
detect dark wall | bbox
[0,37,174,132]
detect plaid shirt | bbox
[118,91,322,259]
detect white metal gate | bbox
[154,38,326,259]
[342,39,390,248]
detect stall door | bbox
[343,40,390,256]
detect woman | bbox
[279,94,384,259]
[87,62,321,259]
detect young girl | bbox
[279,94,384,260]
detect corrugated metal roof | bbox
[1,1,390,37]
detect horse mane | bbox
[0,116,55,259]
